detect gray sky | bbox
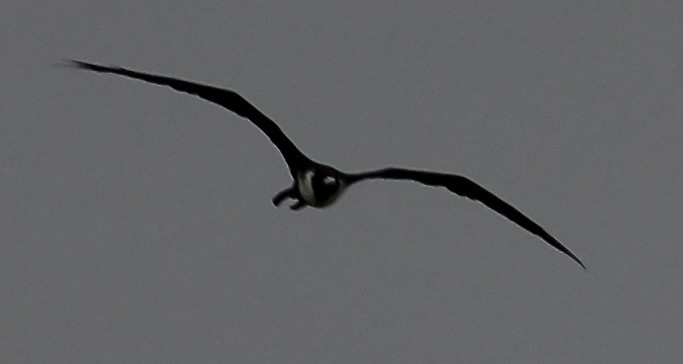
[2,1,682,362]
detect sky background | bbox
[2,1,682,362]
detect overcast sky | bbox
[2,1,682,362]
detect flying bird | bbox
[68,60,585,269]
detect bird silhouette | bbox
[68,60,585,269]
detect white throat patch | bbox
[297,170,317,205]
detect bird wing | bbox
[69,60,309,172]
[347,167,585,269]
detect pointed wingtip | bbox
[50,59,81,68]
[542,233,586,271]
[564,247,587,270]
[576,258,587,271]
[53,59,116,73]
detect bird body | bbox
[68,60,585,269]
[297,167,346,207]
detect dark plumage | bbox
[68,60,585,269]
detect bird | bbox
[67,60,585,269]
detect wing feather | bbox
[69,60,308,171]
[348,168,585,269]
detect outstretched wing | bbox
[68,60,309,172]
[348,168,585,269]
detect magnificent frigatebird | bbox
[68,60,585,269]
